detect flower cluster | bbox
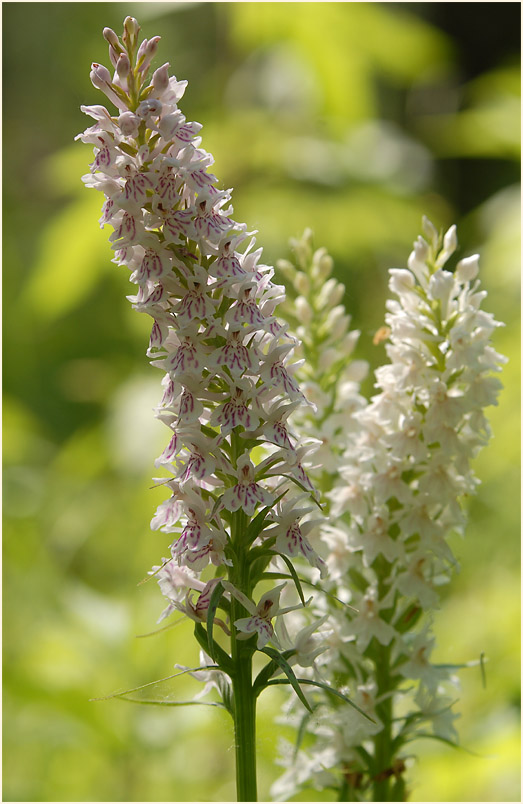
[77,17,326,659]
[272,221,505,801]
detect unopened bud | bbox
[325,305,349,341]
[136,38,149,62]
[146,36,161,59]
[422,215,439,247]
[122,16,140,48]
[408,236,429,285]
[293,271,310,296]
[152,63,170,94]
[138,36,161,73]
[295,296,313,325]
[428,269,455,319]
[456,254,479,283]
[116,52,131,79]
[436,224,458,268]
[389,268,415,296]
[311,249,333,281]
[443,224,457,253]
[341,330,362,358]
[90,62,112,89]
[292,238,312,269]
[318,278,344,309]
[103,27,121,49]
[108,45,120,69]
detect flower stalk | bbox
[272,226,505,801]
[78,18,329,802]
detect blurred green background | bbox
[3,2,520,801]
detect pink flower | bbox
[221,454,274,516]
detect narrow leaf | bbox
[262,678,375,722]
[135,617,185,638]
[194,623,234,676]
[117,697,226,708]
[253,648,296,693]
[89,666,219,702]
[273,553,306,606]
[207,580,225,661]
[260,572,357,611]
[244,490,288,544]
[259,647,312,713]
[279,474,324,510]
[413,732,486,757]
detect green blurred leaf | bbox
[23,193,109,321]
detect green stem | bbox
[372,643,394,802]
[231,597,257,802]
[229,491,257,802]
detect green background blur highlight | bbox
[3,2,520,801]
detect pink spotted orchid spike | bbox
[77,18,338,802]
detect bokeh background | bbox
[3,2,520,801]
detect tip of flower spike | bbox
[421,215,439,246]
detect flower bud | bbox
[108,46,120,70]
[422,215,439,247]
[325,305,348,339]
[407,236,429,284]
[295,296,313,325]
[90,62,112,89]
[318,253,334,279]
[293,271,310,296]
[123,16,140,46]
[443,224,457,255]
[311,248,333,281]
[318,278,344,309]
[428,269,455,320]
[136,38,149,62]
[292,238,312,269]
[389,268,415,296]
[146,36,161,59]
[152,63,170,95]
[138,36,161,73]
[436,224,458,268]
[103,27,121,51]
[90,62,127,110]
[118,111,140,137]
[456,254,479,283]
[116,53,131,80]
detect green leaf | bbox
[413,732,485,757]
[194,623,234,676]
[258,647,312,713]
[207,580,225,661]
[244,490,288,544]
[273,553,306,606]
[278,474,324,510]
[260,572,355,611]
[253,648,297,693]
[135,617,186,638]
[293,707,316,760]
[394,602,422,633]
[89,666,220,702]
[23,194,109,321]
[262,678,376,722]
[117,697,226,707]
